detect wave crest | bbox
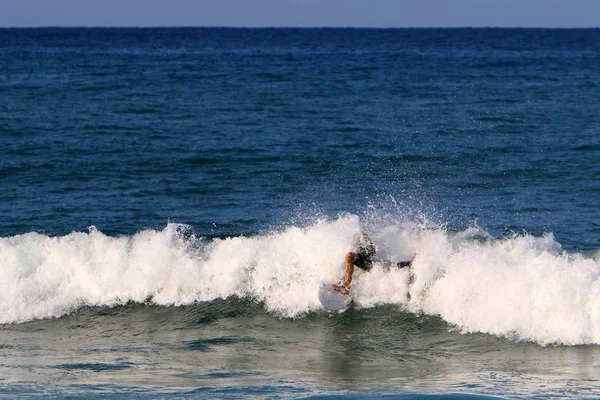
[1,217,599,346]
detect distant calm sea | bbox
[1,28,600,399]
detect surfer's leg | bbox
[402,268,415,301]
[397,254,417,301]
[396,253,417,270]
[396,260,413,269]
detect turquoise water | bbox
[1,28,600,398]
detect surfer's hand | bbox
[332,283,350,295]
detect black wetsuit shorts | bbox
[354,243,376,272]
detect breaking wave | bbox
[1,215,599,346]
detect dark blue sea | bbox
[1,28,600,399]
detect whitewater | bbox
[2,214,598,346]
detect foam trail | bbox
[1,216,600,346]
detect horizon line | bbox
[1,25,599,30]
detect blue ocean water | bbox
[1,28,600,398]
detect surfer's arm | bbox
[333,252,355,294]
[344,252,356,286]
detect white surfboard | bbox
[318,283,352,311]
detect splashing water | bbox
[1,215,599,346]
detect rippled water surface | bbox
[1,28,600,398]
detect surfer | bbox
[332,233,415,295]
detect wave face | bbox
[1,216,599,345]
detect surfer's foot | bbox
[332,283,350,295]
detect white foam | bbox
[1,217,600,345]
[413,232,600,345]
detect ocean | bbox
[1,27,599,398]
